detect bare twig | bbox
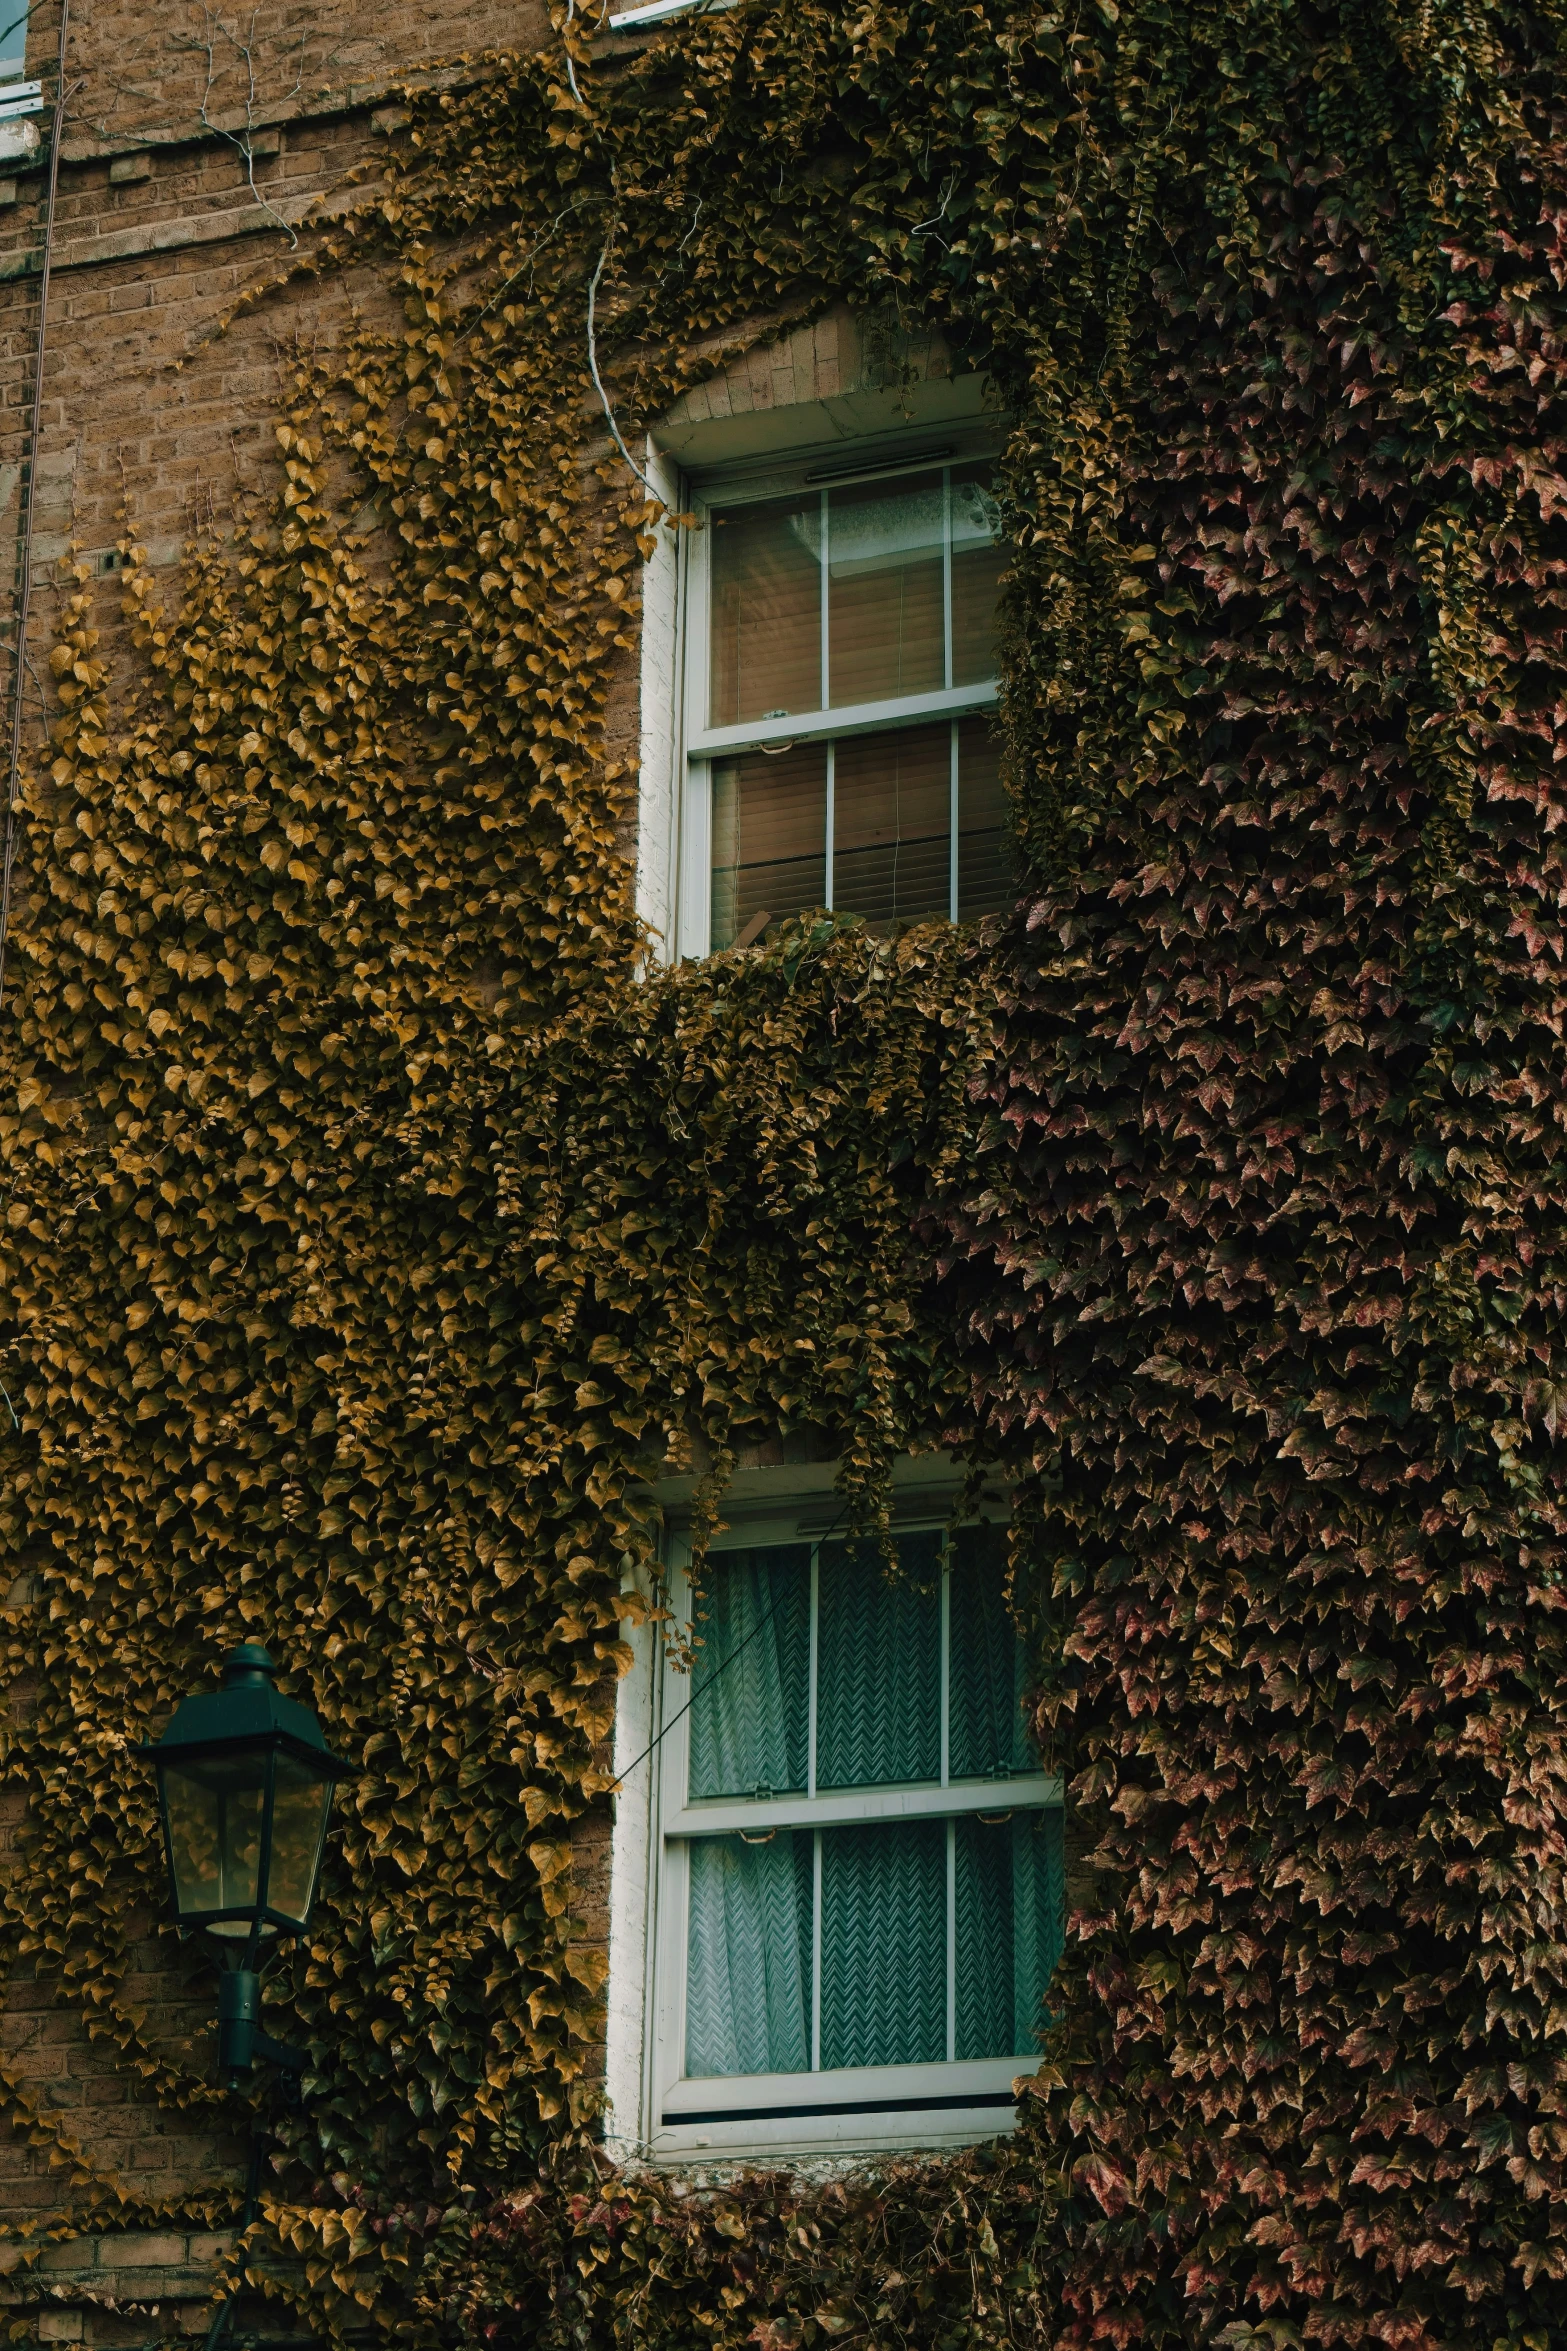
[911,172,958,245]
[186,5,306,249]
[456,196,602,348]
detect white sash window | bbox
[632,1506,1062,2161]
[675,445,1009,958]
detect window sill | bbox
[654,2056,1034,2162]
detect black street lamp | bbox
[137,1642,354,2088]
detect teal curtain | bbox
[954,1808,1065,2059]
[817,1534,941,1788]
[820,1820,945,2068]
[1008,1808,1065,2054]
[949,1528,1034,1777]
[685,1832,813,2077]
[681,1532,1057,2083]
[688,1545,810,1799]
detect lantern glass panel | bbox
[161,1750,266,1934]
[268,1753,335,1928]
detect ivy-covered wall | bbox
[0,1,1564,2347]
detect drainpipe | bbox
[0,0,70,1012]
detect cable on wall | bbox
[0,0,70,1015]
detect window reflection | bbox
[709,495,821,728]
[826,473,945,708]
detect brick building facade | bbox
[0,0,1022,2335]
[0,5,1555,2349]
[1,2,550,2337]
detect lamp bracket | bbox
[252,2028,307,2074]
[217,1970,308,2098]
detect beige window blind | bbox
[703,462,1009,949]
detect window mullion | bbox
[942,466,953,691]
[940,1555,950,1787]
[687,680,998,760]
[811,1827,823,2073]
[808,1543,819,1797]
[819,487,831,706]
[824,739,835,911]
[667,1780,1058,1834]
[945,1817,956,2064]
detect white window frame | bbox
[608,0,732,22]
[612,1487,1060,2165]
[672,438,1002,962]
[632,439,685,965]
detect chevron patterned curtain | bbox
[954,1808,1065,2059]
[1007,1808,1066,2054]
[688,1545,811,1799]
[686,1831,813,2076]
[819,1819,946,2068]
[680,1527,1062,2080]
[949,1531,1035,1777]
[816,1533,942,1788]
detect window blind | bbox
[705,462,1011,946]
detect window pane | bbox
[956,715,1013,922]
[832,722,951,931]
[688,1545,811,1800]
[950,462,1003,687]
[949,1525,1034,1778]
[955,1810,1064,2059]
[163,1752,265,1926]
[686,1831,813,2076]
[266,1756,333,1927]
[709,494,822,727]
[820,1820,945,2068]
[817,1533,941,1789]
[710,745,827,950]
[827,472,945,708]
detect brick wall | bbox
[0,0,549,610]
[4,2228,254,2344]
[0,0,554,2332]
[0,1770,250,2335]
